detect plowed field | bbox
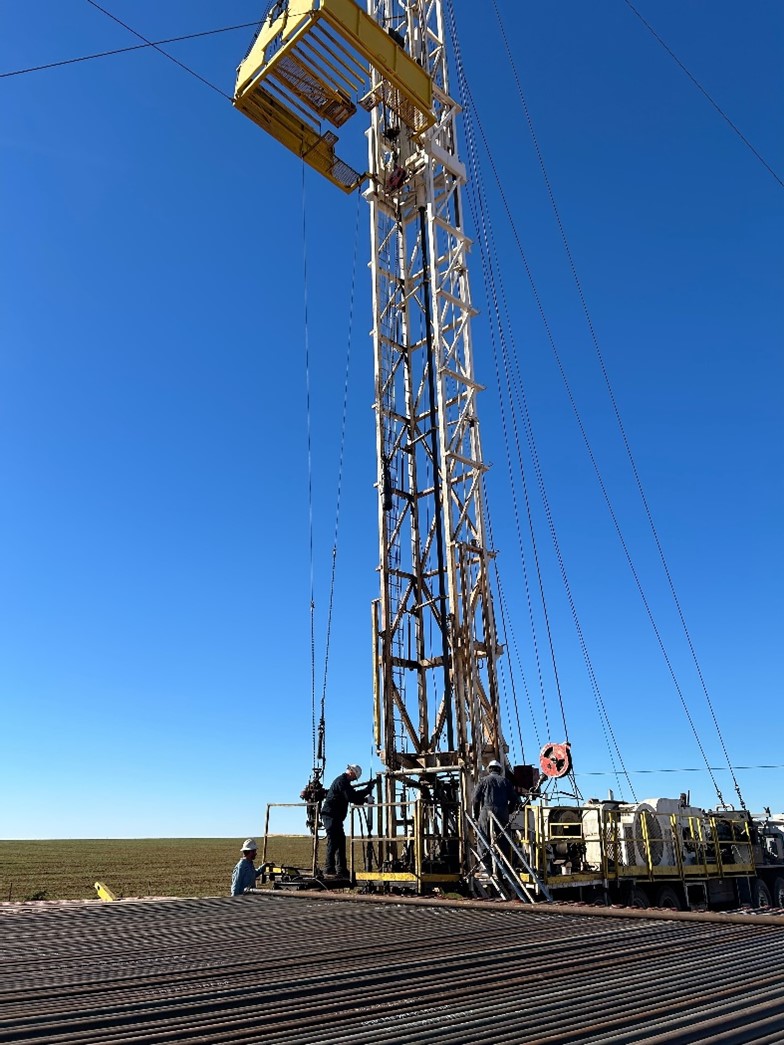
[0,836,320,901]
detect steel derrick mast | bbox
[234,4,784,906]
[233,0,508,880]
[366,0,504,795]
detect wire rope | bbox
[0,22,262,79]
[475,199,555,746]
[491,256,567,746]
[467,73,724,807]
[455,37,596,799]
[317,191,363,775]
[299,161,318,771]
[471,182,551,746]
[496,580,540,755]
[461,149,535,764]
[623,0,783,191]
[454,60,552,751]
[84,0,232,100]
[473,72,721,806]
[580,764,784,777]
[490,0,746,808]
[449,4,635,800]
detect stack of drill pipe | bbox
[0,893,783,1044]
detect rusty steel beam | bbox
[265,885,784,927]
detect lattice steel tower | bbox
[235,0,507,876]
[363,1,504,791]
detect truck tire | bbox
[626,886,650,909]
[655,885,683,910]
[772,876,784,909]
[752,879,773,909]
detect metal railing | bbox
[509,805,756,886]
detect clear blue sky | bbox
[1,1,781,839]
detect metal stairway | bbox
[466,812,552,903]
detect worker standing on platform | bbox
[231,839,264,895]
[321,764,373,878]
[472,760,520,862]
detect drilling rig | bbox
[234,0,784,907]
[234,0,533,892]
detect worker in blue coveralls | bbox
[472,760,520,864]
[320,763,374,878]
[231,838,264,895]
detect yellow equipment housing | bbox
[234,0,435,192]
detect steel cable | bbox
[489,0,748,808]
[84,0,233,100]
[0,22,262,80]
[623,0,783,191]
[448,4,634,800]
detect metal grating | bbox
[358,78,431,133]
[270,44,357,128]
[0,893,783,1044]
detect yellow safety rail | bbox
[351,795,462,894]
[234,0,434,192]
[513,806,757,890]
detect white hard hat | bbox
[241,838,258,852]
[347,764,362,779]
[487,760,503,772]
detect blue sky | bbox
[1,1,782,839]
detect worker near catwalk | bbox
[230,838,264,895]
[320,763,373,877]
[472,760,520,851]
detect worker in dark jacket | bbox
[321,763,373,877]
[472,760,520,862]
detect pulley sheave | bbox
[539,742,572,779]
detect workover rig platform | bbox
[234,0,784,910]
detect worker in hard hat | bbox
[320,763,374,878]
[230,839,264,896]
[472,760,520,866]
